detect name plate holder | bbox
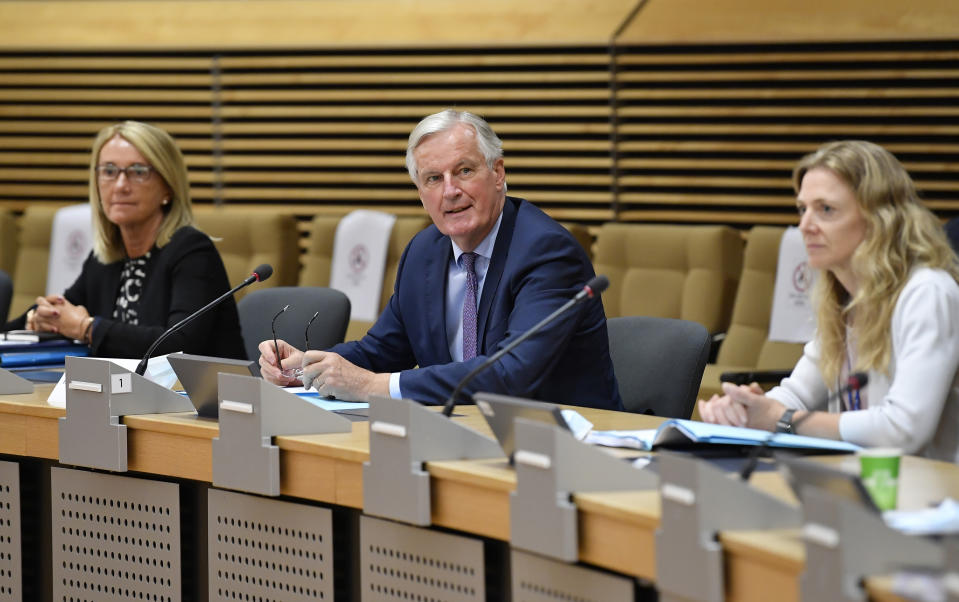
[799,485,943,602]
[0,368,32,395]
[362,396,502,526]
[655,452,800,602]
[510,418,658,563]
[59,355,195,472]
[212,373,351,497]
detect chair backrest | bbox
[0,269,13,324]
[593,224,743,334]
[607,315,710,418]
[0,209,17,277]
[945,216,959,256]
[9,205,60,318]
[237,286,351,362]
[716,226,806,369]
[193,208,300,300]
[298,214,431,341]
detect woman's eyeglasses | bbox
[271,305,320,381]
[96,163,154,183]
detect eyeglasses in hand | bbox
[271,305,320,381]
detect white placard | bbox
[46,204,92,296]
[769,227,817,343]
[329,210,396,322]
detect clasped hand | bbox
[697,381,785,431]
[27,294,90,340]
[257,339,388,402]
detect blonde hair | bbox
[88,121,196,263]
[794,140,959,385]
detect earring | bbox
[162,198,169,205]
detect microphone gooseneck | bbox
[738,372,868,481]
[134,263,273,376]
[441,275,609,418]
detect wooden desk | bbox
[1,384,953,600]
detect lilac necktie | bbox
[461,252,478,361]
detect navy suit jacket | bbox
[328,196,623,411]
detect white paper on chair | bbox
[46,354,178,408]
[46,204,92,296]
[329,210,396,322]
[769,226,817,343]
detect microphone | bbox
[738,371,868,481]
[441,274,609,417]
[134,264,273,376]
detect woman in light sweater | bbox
[699,140,959,462]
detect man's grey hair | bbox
[405,109,503,182]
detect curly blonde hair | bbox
[794,140,959,385]
[88,121,196,263]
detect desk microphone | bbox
[738,371,868,481]
[441,274,609,418]
[134,264,273,376]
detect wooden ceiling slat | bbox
[618,123,959,135]
[0,136,213,151]
[0,58,212,70]
[219,89,611,102]
[221,105,611,118]
[614,50,959,66]
[617,106,959,117]
[220,71,611,85]
[219,138,610,152]
[616,69,959,82]
[221,122,613,135]
[617,140,959,154]
[221,172,611,186]
[0,89,212,102]
[219,54,611,69]
[616,88,956,99]
[0,105,213,118]
[0,74,213,86]
[0,120,214,135]
[219,187,611,203]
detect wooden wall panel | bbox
[619,0,959,44]
[0,54,215,211]
[612,41,959,224]
[215,49,616,222]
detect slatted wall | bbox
[0,54,216,210]
[614,40,959,224]
[0,41,956,226]
[214,48,615,221]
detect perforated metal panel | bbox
[0,461,21,601]
[360,515,485,601]
[208,488,334,601]
[51,467,181,602]
[511,549,634,602]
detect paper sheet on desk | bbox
[884,498,959,535]
[284,386,370,411]
[46,354,178,408]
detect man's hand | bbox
[258,338,305,386]
[300,350,390,402]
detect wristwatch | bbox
[776,408,797,433]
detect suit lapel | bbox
[477,197,518,352]
[425,232,454,363]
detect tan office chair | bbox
[193,208,300,300]
[0,209,17,278]
[593,224,743,335]
[298,214,431,341]
[8,205,61,319]
[697,226,806,401]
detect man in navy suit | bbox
[259,109,622,410]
